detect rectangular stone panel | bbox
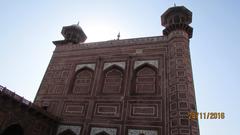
[125,126,162,135]
[93,101,122,119]
[132,106,155,116]
[98,106,117,114]
[128,129,158,135]
[62,101,88,117]
[127,100,162,121]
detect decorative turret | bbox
[61,23,87,44]
[161,6,193,38]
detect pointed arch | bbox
[101,65,124,94]
[70,67,94,94]
[1,124,24,135]
[131,63,158,95]
[96,131,110,135]
[134,60,158,70]
[58,129,76,135]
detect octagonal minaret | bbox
[162,6,200,135]
[161,6,193,38]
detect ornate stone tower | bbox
[161,6,199,135]
[34,5,199,135]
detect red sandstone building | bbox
[0,6,199,135]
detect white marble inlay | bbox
[57,125,81,135]
[103,62,126,70]
[134,60,158,69]
[128,129,158,135]
[75,63,96,71]
[90,127,117,135]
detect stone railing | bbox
[0,85,31,105]
[0,85,60,121]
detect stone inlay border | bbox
[75,63,96,71]
[90,127,117,135]
[134,60,158,69]
[103,62,126,70]
[93,101,122,118]
[57,125,81,135]
[128,129,158,135]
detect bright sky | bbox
[0,0,239,134]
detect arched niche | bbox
[69,67,94,95]
[131,63,158,95]
[101,65,124,94]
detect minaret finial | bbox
[117,32,120,40]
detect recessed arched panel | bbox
[71,68,94,94]
[58,129,77,135]
[96,131,110,135]
[101,65,124,94]
[132,64,157,95]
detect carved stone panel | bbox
[126,100,162,121]
[93,101,122,119]
[62,101,89,117]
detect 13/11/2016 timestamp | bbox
[188,112,225,120]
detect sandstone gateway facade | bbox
[0,6,199,135]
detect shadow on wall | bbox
[1,124,24,135]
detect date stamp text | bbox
[188,112,225,120]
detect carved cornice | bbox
[54,36,168,52]
[163,23,193,38]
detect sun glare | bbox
[83,21,121,43]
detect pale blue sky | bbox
[0,0,239,134]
